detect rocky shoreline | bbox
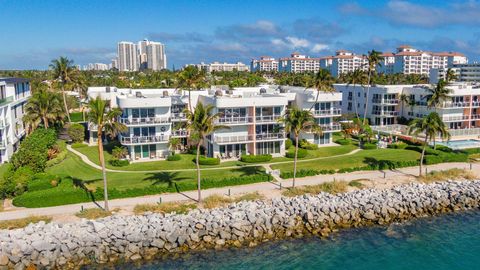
[1,180,480,269]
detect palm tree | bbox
[87,97,127,211]
[408,112,450,176]
[278,107,321,188]
[23,89,65,132]
[168,137,182,153]
[399,93,409,117]
[427,79,452,109]
[345,69,367,121]
[305,69,335,110]
[50,56,78,123]
[363,50,384,125]
[184,102,228,202]
[445,68,457,83]
[176,66,207,111]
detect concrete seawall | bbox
[1,180,480,269]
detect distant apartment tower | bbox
[111,58,118,70]
[251,56,279,72]
[430,63,480,83]
[146,41,167,71]
[186,62,249,73]
[84,63,109,71]
[321,50,368,77]
[278,52,320,73]
[137,39,149,70]
[378,45,467,76]
[117,42,138,71]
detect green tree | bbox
[67,123,85,143]
[305,69,335,110]
[363,50,384,125]
[87,97,127,211]
[23,89,65,133]
[408,112,450,176]
[50,57,78,123]
[445,68,457,83]
[399,93,409,117]
[345,69,367,121]
[184,102,228,202]
[176,66,208,111]
[168,137,182,153]
[278,107,321,188]
[427,79,452,109]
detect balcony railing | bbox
[255,132,285,141]
[119,135,170,145]
[255,115,282,123]
[442,115,480,122]
[214,135,254,144]
[171,113,187,121]
[372,98,399,104]
[314,108,341,116]
[0,141,6,149]
[0,120,8,129]
[372,111,399,116]
[119,117,170,125]
[216,116,253,125]
[171,130,189,137]
[319,124,342,132]
[442,101,470,108]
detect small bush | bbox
[109,158,130,167]
[72,142,87,148]
[167,154,182,161]
[11,129,57,173]
[112,146,128,159]
[67,123,85,143]
[75,208,113,219]
[0,166,35,197]
[197,156,220,165]
[387,142,407,149]
[0,216,52,230]
[299,139,318,150]
[362,143,377,150]
[285,139,293,149]
[240,154,272,163]
[335,138,351,145]
[134,202,197,215]
[286,148,308,158]
[282,181,348,197]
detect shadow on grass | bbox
[144,172,189,188]
[236,166,265,177]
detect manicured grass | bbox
[69,112,85,122]
[271,148,421,172]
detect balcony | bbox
[442,101,470,108]
[314,108,341,117]
[171,113,187,122]
[214,134,254,144]
[0,120,9,129]
[372,111,399,117]
[0,141,6,150]
[171,130,189,137]
[216,116,253,125]
[119,117,170,126]
[119,135,170,145]
[319,123,342,132]
[255,115,282,123]
[442,114,480,122]
[372,98,399,104]
[255,132,285,141]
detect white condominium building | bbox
[251,56,279,72]
[146,41,167,71]
[117,42,138,71]
[0,78,31,163]
[87,85,342,161]
[321,50,368,77]
[83,63,109,71]
[430,63,480,83]
[278,52,320,73]
[187,62,250,73]
[335,82,480,134]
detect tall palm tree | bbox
[23,89,65,133]
[445,68,457,83]
[363,50,384,125]
[50,56,78,123]
[184,102,228,202]
[176,66,207,111]
[345,69,367,121]
[305,69,335,110]
[399,93,409,117]
[427,79,452,109]
[408,112,450,176]
[87,97,127,211]
[278,107,321,188]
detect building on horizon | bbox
[83,63,109,71]
[146,41,167,71]
[320,50,368,77]
[251,56,279,72]
[0,78,31,163]
[117,41,138,71]
[278,52,321,73]
[185,62,249,73]
[430,63,480,83]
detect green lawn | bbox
[271,148,421,172]
[47,153,266,190]
[75,142,358,171]
[69,112,85,123]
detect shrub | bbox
[109,158,130,167]
[299,139,318,150]
[387,142,407,149]
[335,138,351,145]
[280,168,335,179]
[197,156,220,165]
[286,148,308,158]
[285,139,293,149]
[67,123,85,143]
[11,129,57,173]
[240,154,272,163]
[112,146,128,159]
[0,166,34,198]
[362,143,377,150]
[167,154,182,161]
[72,142,87,148]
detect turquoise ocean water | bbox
[112,210,480,269]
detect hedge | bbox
[13,174,273,208]
[299,140,318,150]
[109,159,130,167]
[240,154,272,163]
[335,138,351,145]
[280,169,336,179]
[286,148,308,158]
[362,143,377,150]
[197,156,220,165]
[167,154,182,161]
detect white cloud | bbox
[311,43,329,53]
[285,36,310,48]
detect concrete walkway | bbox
[0,161,477,221]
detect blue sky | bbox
[1,0,480,70]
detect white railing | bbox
[319,124,342,132]
[0,120,8,129]
[372,98,399,104]
[448,128,480,136]
[119,117,170,125]
[442,115,480,122]
[119,135,170,145]
[314,108,341,116]
[256,132,285,140]
[372,111,399,116]
[442,101,470,108]
[171,130,189,137]
[214,135,254,143]
[255,115,282,123]
[216,116,253,125]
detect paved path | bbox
[67,145,362,173]
[0,162,477,221]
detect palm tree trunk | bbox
[43,117,49,129]
[293,135,299,188]
[188,90,193,112]
[195,142,202,202]
[352,84,361,123]
[98,131,109,211]
[419,136,428,176]
[62,84,71,123]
